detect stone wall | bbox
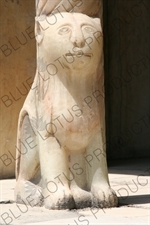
[0,0,36,178]
[104,0,150,159]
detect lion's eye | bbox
[83,26,96,33]
[58,27,71,35]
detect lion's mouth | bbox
[65,52,93,58]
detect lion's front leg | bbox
[69,151,92,209]
[15,115,42,207]
[39,137,75,209]
[86,131,118,208]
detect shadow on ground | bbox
[119,194,150,206]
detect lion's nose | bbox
[70,30,85,48]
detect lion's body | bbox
[15,12,118,209]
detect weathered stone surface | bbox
[0,0,36,178]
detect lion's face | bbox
[37,12,102,72]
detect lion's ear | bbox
[35,29,43,44]
[93,17,102,32]
[35,16,48,44]
[93,17,100,25]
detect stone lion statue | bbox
[15,12,118,209]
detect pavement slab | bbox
[0,158,150,225]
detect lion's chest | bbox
[46,85,100,151]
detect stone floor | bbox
[0,158,150,225]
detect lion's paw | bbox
[15,180,43,207]
[71,186,92,209]
[91,186,118,208]
[44,188,75,210]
